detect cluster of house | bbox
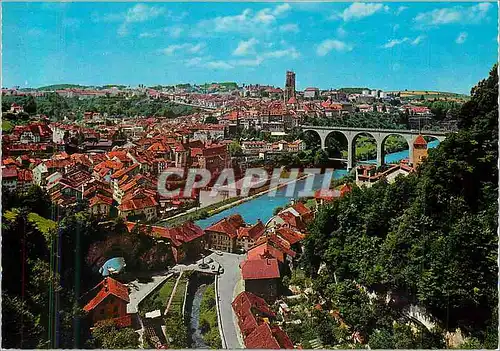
[202,202,311,349]
[241,139,306,156]
[2,120,236,221]
[232,291,294,349]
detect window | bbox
[113,305,118,313]
[100,309,105,315]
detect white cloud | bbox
[279,23,299,33]
[456,32,468,44]
[395,6,408,16]
[206,61,235,70]
[263,47,300,59]
[194,4,291,35]
[414,2,491,28]
[273,3,291,16]
[336,27,347,37]
[124,4,164,23]
[233,38,259,56]
[316,39,353,56]
[382,35,426,48]
[162,43,206,55]
[185,42,298,70]
[166,26,183,38]
[411,35,426,45]
[139,26,184,39]
[232,57,264,67]
[95,4,165,36]
[139,32,156,38]
[333,3,387,22]
[184,57,206,67]
[382,37,409,48]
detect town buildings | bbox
[232,291,294,349]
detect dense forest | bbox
[299,65,498,348]
[1,188,174,348]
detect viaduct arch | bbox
[302,126,448,170]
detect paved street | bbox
[211,252,246,349]
[124,251,245,349]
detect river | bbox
[189,283,208,348]
[195,140,439,229]
[184,273,215,348]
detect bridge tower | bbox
[412,135,428,168]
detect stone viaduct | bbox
[301,126,448,170]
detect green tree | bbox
[313,149,329,167]
[228,141,243,157]
[90,320,139,349]
[205,115,218,124]
[299,64,498,347]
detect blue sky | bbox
[3,2,497,94]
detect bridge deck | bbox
[301,125,449,136]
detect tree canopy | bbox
[300,64,498,348]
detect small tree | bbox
[228,141,243,157]
[273,206,283,215]
[91,320,139,349]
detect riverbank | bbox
[158,173,310,228]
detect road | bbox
[211,252,246,349]
[126,272,172,314]
[125,251,245,349]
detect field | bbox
[388,90,469,101]
[168,275,189,315]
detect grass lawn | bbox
[139,275,177,314]
[169,276,188,315]
[2,120,13,132]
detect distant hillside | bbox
[36,84,89,91]
[389,90,470,100]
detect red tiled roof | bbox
[413,135,428,146]
[110,163,139,180]
[232,291,276,336]
[118,193,158,211]
[2,167,18,179]
[245,324,281,349]
[241,258,280,280]
[278,211,305,231]
[205,214,245,238]
[124,221,204,248]
[247,242,285,263]
[270,325,295,349]
[276,227,305,245]
[89,193,113,207]
[237,220,265,240]
[292,202,311,217]
[83,277,129,312]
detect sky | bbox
[2,2,498,94]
